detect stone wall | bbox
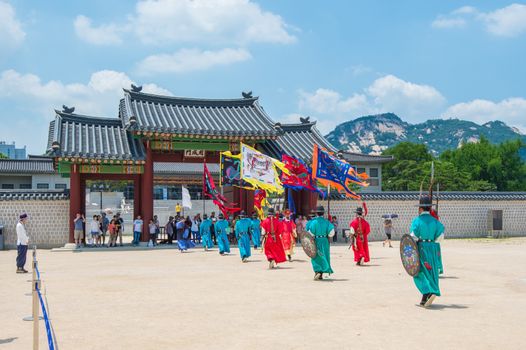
[0,199,69,249]
[319,199,526,241]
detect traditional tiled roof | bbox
[327,191,526,201]
[0,159,55,174]
[46,111,145,160]
[341,151,394,164]
[119,90,281,139]
[261,122,337,162]
[0,190,68,201]
[154,162,220,175]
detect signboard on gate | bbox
[184,149,205,158]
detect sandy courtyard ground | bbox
[1,238,525,350]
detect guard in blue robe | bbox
[410,196,445,307]
[250,213,261,249]
[200,214,214,250]
[215,213,231,255]
[235,211,252,262]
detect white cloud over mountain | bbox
[0,1,25,49]
[432,3,526,37]
[298,75,526,135]
[137,48,252,75]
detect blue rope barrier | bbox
[35,264,41,280]
[36,284,55,350]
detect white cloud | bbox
[299,75,446,130]
[74,15,123,45]
[0,69,171,152]
[0,1,25,48]
[367,75,446,119]
[431,17,466,29]
[443,98,526,132]
[432,3,526,37]
[137,48,251,75]
[479,3,526,37]
[74,0,295,46]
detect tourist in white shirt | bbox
[16,213,29,274]
[89,215,101,247]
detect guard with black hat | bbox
[408,195,445,307]
[308,205,335,280]
[349,204,371,266]
[261,207,287,269]
[250,212,262,249]
[215,213,231,255]
[199,214,214,251]
[235,211,252,262]
[16,213,29,273]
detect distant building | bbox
[0,141,27,159]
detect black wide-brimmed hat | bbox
[267,208,275,215]
[355,207,364,215]
[252,212,258,218]
[218,213,224,219]
[315,205,325,214]
[239,210,246,217]
[203,214,208,219]
[417,195,433,208]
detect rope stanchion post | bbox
[32,247,39,350]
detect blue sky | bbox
[1,0,525,154]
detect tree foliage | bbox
[382,139,525,191]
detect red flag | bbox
[203,162,240,216]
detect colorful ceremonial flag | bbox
[281,154,320,192]
[312,144,368,199]
[253,189,269,219]
[240,143,289,194]
[219,151,254,189]
[203,162,240,216]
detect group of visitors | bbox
[73,212,124,248]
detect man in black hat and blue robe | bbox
[410,195,445,307]
[308,205,335,280]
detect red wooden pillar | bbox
[133,176,141,221]
[141,141,154,241]
[69,164,81,243]
[245,189,254,215]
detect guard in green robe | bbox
[235,211,252,262]
[215,213,231,255]
[308,206,335,280]
[410,196,445,307]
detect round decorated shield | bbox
[299,231,317,259]
[400,234,420,276]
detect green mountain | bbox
[325,113,526,156]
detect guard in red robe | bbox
[261,208,287,269]
[281,209,297,262]
[350,206,370,265]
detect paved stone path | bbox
[1,238,525,349]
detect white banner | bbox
[241,143,280,189]
[182,186,192,209]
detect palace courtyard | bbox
[1,238,525,349]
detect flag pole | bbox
[327,183,331,218]
[202,160,206,216]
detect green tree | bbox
[0,153,8,159]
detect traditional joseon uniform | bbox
[250,216,261,249]
[235,215,252,262]
[411,196,445,307]
[350,208,371,265]
[281,214,297,261]
[308,206,335,280]
[430,209,444,275]
[200,217,214,250]
[215,216,231,255]
[261,211,287,269]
